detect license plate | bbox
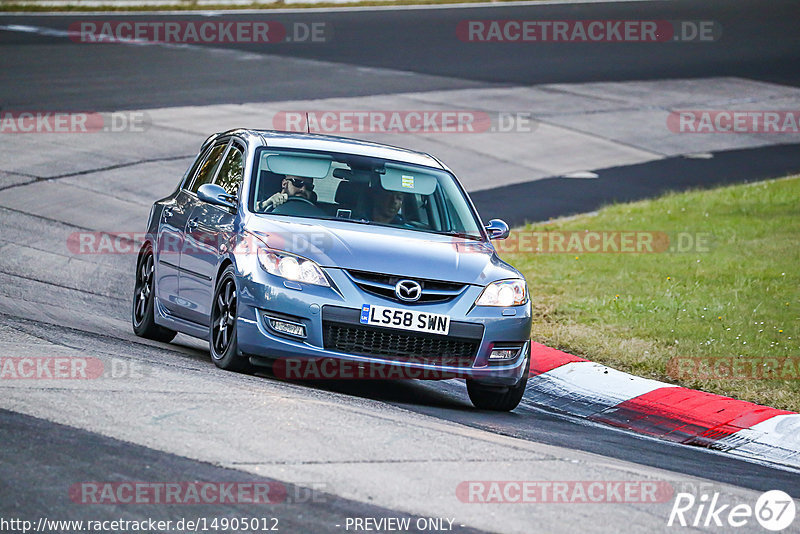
[360,304,450,336]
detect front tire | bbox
[209,266,253,373]
[132,246,177,343]
[467,351,530,412]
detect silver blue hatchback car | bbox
[133,129,532,411]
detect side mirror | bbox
[197,183,236,210]
[485,219,510,240]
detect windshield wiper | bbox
[436,230,483,241]
[332,217,372,226]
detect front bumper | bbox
[235,266,532,385]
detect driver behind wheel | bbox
[257,175,315,211]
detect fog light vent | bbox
[265,315,306,338]
[489,347,520,360]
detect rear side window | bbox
[189,143,227,193]
[215,145,244,197]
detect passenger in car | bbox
[370,188,405,225]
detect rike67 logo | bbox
[668,490,796,531]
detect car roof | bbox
[215,129,445,170]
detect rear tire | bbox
[467,350,530,411]
[132,246,177,343]
[209,266,253,373]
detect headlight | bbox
[475,279,527,307]
[256,247,329,287]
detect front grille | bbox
[346,269,467,304]
[323,322,479,367]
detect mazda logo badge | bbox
[395,279,422,302]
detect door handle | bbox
[187,218,199,231]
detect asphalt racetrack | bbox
[1,1,800,532]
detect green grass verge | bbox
[0,0,528,12]
[503,175,800,412]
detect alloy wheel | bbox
[212,277,237,356]
[134,253,154,326]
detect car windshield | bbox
[249,148,484,239]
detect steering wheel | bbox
[264,195,315,213]
[284,196,315,206]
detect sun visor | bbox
[380,165,438,195]
[265,154,332,178]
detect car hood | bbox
[245,215,519,285]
